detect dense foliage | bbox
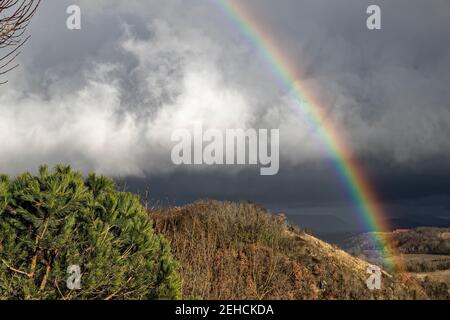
[0,165,180,299]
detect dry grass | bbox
[399,254,450,272]
[414,270,450,285]
[151,200,429,300]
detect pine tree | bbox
[0,165,181,299]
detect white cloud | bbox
[2,0,450,177]
[0,21,256,175]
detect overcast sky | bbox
[1,0,449,232]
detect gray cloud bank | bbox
[1,0,450,217]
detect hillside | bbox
[343,228,450,270]
[343,228,450,299]
[151,200,430,300]
[344,228,450,256]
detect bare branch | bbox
[0,0,40,84]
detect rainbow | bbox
[215,0,400,271]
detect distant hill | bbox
[343,227,450,299]
[343,227,450,256]
[151,201,432,300]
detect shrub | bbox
[0,165,180,300]
[151,200,428,300]
[420,277,450,300]
[152,200,290,299]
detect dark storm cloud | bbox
[1,0,449,228]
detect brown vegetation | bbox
[151,200,429,300]
[391,228,450,255]
[344,227,450,299]
[400,254,450,273]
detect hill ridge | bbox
[152,200,429,300]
